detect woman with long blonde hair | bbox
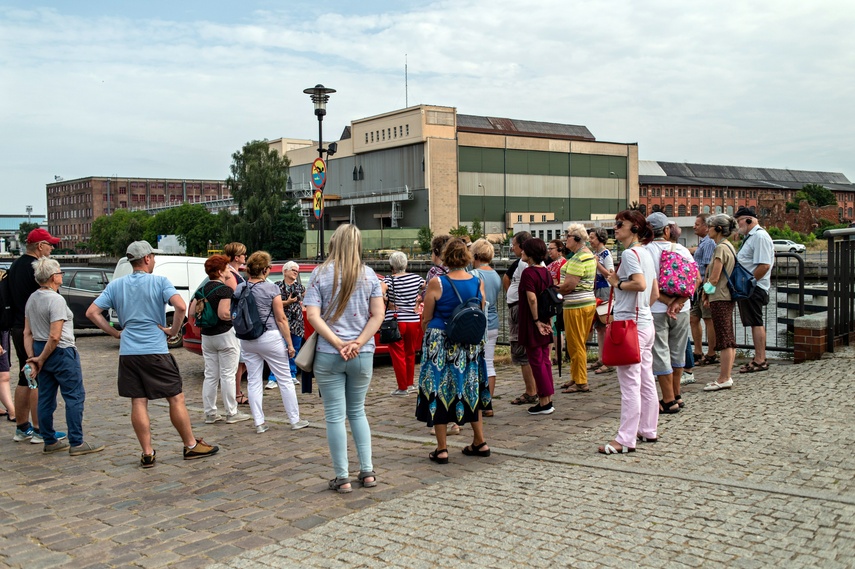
[305,224,385,493]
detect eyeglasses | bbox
[614,221,625,229]
[39,241,56,248]
[53,271,64,276]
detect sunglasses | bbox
[614,221,625,229]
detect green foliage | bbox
[227,140,292,252]
[470,218,484,241]
[767,224,814,244]
[788,183,837,213]
[145,203,221,255]
[18,222,40,244]
[266,204,306,260]
[449,225,470,239]
[89,209,152,256]
[812,219,849,239]
[417,226,433,253]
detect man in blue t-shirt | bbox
[86,241,218,467]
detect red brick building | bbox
[46,176,230,249]
[638,161,855,227]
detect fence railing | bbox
[824,227,855,352]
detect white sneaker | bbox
[265,380,277,390]
[256,423,270,434]
[680,372,696,385]
[225,412,252,424]
[205,413,224,424]
[291,420,309,430]
[703,378,733,391]
[292,379,300,385]
[406,384,418,393]
[390,389,409,396]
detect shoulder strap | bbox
[204,283,226,300]
[443,275,464,304]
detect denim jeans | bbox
[34,341,85,446]
[314,351,374,479]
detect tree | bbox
[90,209,152,256]
[145,203,221,255]
[417,226,433,253]
[786,183,836,213]
[267,204,306,260]
[449,225,471,241]
[227,140,292,252]
[470,218,484,241]
[18,222,40,244]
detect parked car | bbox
[182,262,392,357]
[110,255,208,348]
[58,267,114,329]
[772,239,806,254]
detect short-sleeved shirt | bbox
[614,247,655,330]
[25,289,75,349]
[234,280,279,332]
[518,265,552,347]
[505,258,528,305]
[384,273,425,324]
[594,248,615,289]
[278,280,306,337]
[7,254,39,328]
[198,280,234,336]
[471,267,502,331]
[547,257,566,286]
[303,265,383,354]
[561,249,597,309]
[709,241,737,302]
[94,272,179,356]
[694,236,716,278]
[737,226,775,291]
[645,241,694,314]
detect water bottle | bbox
[23,364,37,389]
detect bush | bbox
[767,225,816,244]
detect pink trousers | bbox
[615,324,657,448]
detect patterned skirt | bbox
[415,328,491,427]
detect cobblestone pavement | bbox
[1,333,852,568]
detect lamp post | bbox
[303,84,336,260]
[609,171,619,212]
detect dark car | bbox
[59,267,113,328]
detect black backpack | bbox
[538,284,564,320]
[443,275,487,346]
[0,271,12,331]
[231,282,271,340]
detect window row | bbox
[365,124,410,144]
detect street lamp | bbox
[609,171,619,212]
[303,84,336,259]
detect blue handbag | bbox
[723,242,756,300]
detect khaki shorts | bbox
[507,303,529,366]
[690,293,712,319]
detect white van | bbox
[109,255,209,348]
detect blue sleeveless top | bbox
[428,275,481,331]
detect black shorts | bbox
[0,330,10,373]
[736,287,769,328]
[118,354,183,399]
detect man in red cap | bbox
[7,228,63,443]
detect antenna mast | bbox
[405,54,408,107]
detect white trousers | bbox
[241,329,301,426]
[201,329,239,416]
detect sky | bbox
[2,0,854,216]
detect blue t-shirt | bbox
[94,272,178,356]
[470,268,501,331]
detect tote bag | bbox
[601,257,641,367]
[295,331,318,372]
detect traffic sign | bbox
[311,158,326,189]
[313,190,324,219]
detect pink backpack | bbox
[658,244,699,298]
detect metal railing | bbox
[824,227,855,352]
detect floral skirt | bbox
[415,328,491,427]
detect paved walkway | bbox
[1,333,852,568]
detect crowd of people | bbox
[0,211,775,482]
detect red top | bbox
[518,265,552,347]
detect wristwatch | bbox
[617,281,623,290]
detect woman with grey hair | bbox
[588,227,614,374]
[702,214,738,391]
[383,251,425,396]
[269,261,305,388]
[23,257,104,455]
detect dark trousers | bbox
[34,341,85,446]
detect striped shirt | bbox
[561,249,597,308]
[383,273,425,323]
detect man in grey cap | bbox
[733,207,774,373]
[644,212,696,414]
[86,241,219,467]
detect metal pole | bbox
[318,116,324,260]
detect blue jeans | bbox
[685,339,694,370]
[313,351,373,478]
[34,342,85,446]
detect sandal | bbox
[636,434,658,443]
[429,449,449,464]
[740,360,769,374]
[675,394,685,408]
[559,381,574,389]
[598,441,635,455]
[236,393,249,405]
[587,360,604,371]
[462,441,491,457]
[659,399,680,414]
[700,354,719,366]
[357,470,377,488]
[692,352,704,363]
[594,365,614,375]
[561,384,591,394]
[328,477,352,493]
[482,410,494,417]
[511,393,538,405]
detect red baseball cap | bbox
[26,228,61,245]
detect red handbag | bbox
[601,265,641,367]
